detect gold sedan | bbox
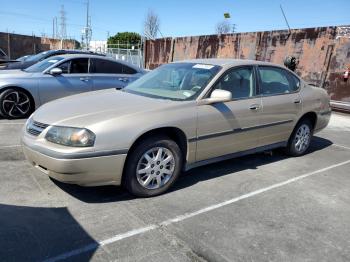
[22,59,331,197]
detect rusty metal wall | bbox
[144,26,350,104]
[0,32,79,59]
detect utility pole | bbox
[60,5,67,49]
[81,0,92,50]
[7,29,11,59]
[55,17,58,39]
[52,18,55,39]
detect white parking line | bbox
[333,144,350,151]
[0,122,25,125]
[43,159,350,262]
[0,145,21,149]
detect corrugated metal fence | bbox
[144,26,350,106]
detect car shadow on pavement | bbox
[52,136,333,203]
[52,180,134,203]
[170,136,333,192]
[0,204,98,261]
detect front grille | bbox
[27,128,42,136]
[33,121,49,129]
[27,120,49,137]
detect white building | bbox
[89,40,107,53]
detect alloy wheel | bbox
[2,91,31,118]
[294,124,311,153]
[136,147,175,190]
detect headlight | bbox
[45,126,95,147]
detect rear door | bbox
[257,66,302,146]
[90,58,138,90]
[38,58,93,104]
[196,66,262,161]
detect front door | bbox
[196,66,262,161]
[38,58,92,105]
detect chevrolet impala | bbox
[22,59,331,197]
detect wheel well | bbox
[0,86,35,109]
[128,127,188,159]
[297,112,317,129]
[122,127,188,183]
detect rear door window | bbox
[258,66,295,95]
[287,72,301,91]
[122,65,137,74]
[92,59,123,74]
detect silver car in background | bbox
[0,54,146,119]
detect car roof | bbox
[179,58,286,68]
[55,53,109,58]
[52,54,142,71]
[50,49,103,53]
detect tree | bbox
[215,20,235,34]
[107,32,141,49]
[144,9,160,39]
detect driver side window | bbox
[57,58,89,74]
[212,67,255,100]
[57,61,70,74]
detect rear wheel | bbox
[0,88,33,119]
[285,119,313,156]
[124,136,183,197]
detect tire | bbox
[285,119,313,156]
[0,88,33,119]
[124,136,183,197]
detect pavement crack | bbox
[157,226,230,262]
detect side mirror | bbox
[49,68,62,75]
[197,89,232,105]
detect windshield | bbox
[124,63,221,101]
[25,50,55,62]
[24,56,65,73]
[16,55,31,62]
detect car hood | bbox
[0,69,33,78]
[2,60,33,70]
[32,89,186,127]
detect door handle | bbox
[118,77,129,82]
[294,99,301,104]
[249,104,260,111]
[80,77,89,82]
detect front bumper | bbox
[22,142,127,187]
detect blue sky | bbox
[0,0,349,40]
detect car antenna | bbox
[280,4,291,41]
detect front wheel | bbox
[285,119,313,156]
[0,88,33,119]
[124,136,183,197]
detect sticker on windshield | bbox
[193,64,214,70]
[48,60,58,63]
[183,91,192,97]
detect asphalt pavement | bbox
[0,113,349,262]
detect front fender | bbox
[0,79,40,109]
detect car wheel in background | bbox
[124,136,183,197]
[285,119,313,156]
[0,88,33,119]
